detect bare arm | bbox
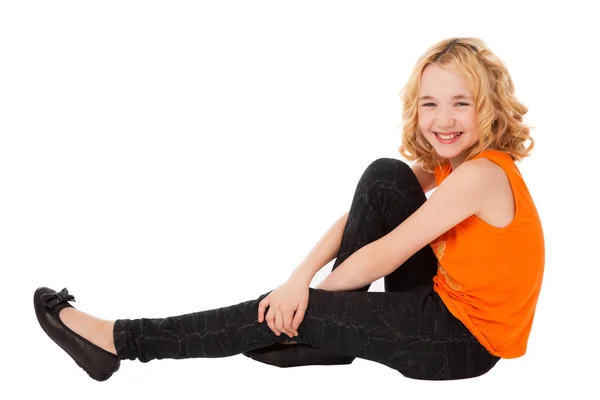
[289,211,349,285]
[317,160,493,291]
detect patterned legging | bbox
[113,158,500,380]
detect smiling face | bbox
[417,64,480,170]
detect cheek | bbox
[466,113,478,129]
[417,115,430,133]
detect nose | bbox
[436,108,456,128]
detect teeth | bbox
[436,132,461,140]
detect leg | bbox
[244,158,438,365]
[329,157,438,293]
[112,284,499,380]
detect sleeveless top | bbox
[430,149,545,358]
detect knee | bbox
[368,157,409,170]
[365,157,412,180]
[358,158,422,197]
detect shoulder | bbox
[453,158,505,187]
[439,158,504,207]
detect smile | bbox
[434,132,463,139]
[434,131,463,144]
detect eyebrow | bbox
[418,94,474,101]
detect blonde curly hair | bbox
[397,37,535,173]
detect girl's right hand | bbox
[257,278,309,338]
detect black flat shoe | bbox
[242,342,355,368]
[33,287,120,381]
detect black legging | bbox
[113,158,500,380]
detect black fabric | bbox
[113,158,500,380]
[242,341,354,367]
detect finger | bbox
[292,305,306,334]
[274,309,285,336]
[266,310,280,336]
[278,310,295,338]
[275,309,294,338]
[258,297,270,323]
[282,311,295,338]
[267,311,279,336]
[276,309,289,338]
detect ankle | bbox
[98,320,117,355]
[59,308,117,356]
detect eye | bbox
[420,102,470,107]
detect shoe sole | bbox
[242,351,354,368]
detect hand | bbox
[258,279,309,338]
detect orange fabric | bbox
[430,149,545,358]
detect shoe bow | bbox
[41,288,76,308]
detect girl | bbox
[34,37,545,382]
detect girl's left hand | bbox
[258,279,309,338]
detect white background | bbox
[2,1,598,399]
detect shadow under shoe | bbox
[33,287,120,381]
[242,342,355,368]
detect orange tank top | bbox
[430,149,545,358]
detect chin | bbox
[435,149,463,160]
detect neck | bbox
[449,154,468,171]
[449,147,497,170]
